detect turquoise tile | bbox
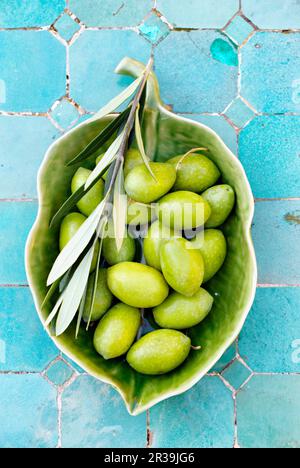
[252,200,300,285]
[0,374,58,448]
[62,353,85,373]
[225,97,255,128]
[211,343,236,373]
[46,360,74,386]
[61,375,146,448]
[0,287,58,371]
[54,13,80,42]
[237,375,300,448]
[239,116,300,198]
[50,98,80,130]
[210,38,238,67]
[0,31,66,112]
[0,202,37,284]
[139,12,170,45]
[243,0,300,29]
[70,30,151,112]
[240,288,300,373]
[150,376,234,448]
[241,32,300,113]
[225,15,254,45]
[157,0,239,28]
[0,0,65,28]
[0,116,58,198]
[155,32,238,113]
[181,114,238,155]
[222,360,251,390]
[69,0,151,27]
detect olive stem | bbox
[107,54,154,192]
[191,345,202,351]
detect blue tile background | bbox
[0,0,299,449]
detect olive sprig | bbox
[44,55,154,337]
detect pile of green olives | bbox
[60,149,235,375]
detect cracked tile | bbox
[237,375,300,448]
[46,360,74,386]
[225,15,255,45]
[50,98,80,130]
[0,0,65,28]
[222,359,251,390]
[53,13,81,43]
[0,374,58,448]
[139,11,170,44]
[224,97,255,128]
[0,31,66,113]
[157,0,239,28]
[155,31,238,113]
[69,0,151,27]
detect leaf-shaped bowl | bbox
[25,58,257,415]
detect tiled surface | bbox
[150,376,235,448]
[61,375,147,448]
[0,0,299,449]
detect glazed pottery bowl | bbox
[26,58,257,415]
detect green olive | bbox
[82,269,113,322]
[160,238,204,296]
[202,184,235,228]
[107,262,169,308]
[93,303,141,359]
[169,153,220,192]
[127,199,154,226]
[126,329,191,375]
[124,148,144,178]
[143,220,180,271]
[191,229,227,282]
[71,167,105,216]
[153,288,213,329]
[157,191,211,231]
[125,162,176,203]
[103,229,136,266]
[59,213,99,272]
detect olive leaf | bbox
[47,198,107,286]
[86,217,108,330]
[134,106,157,181]
[84,131,125,190]
[44,293,65,328]
[42,269,72,311]
[56,245,95,336]
[76,285,88,339]
[66,107,131,167]
[113,163,127,252]
[49,171,107,229]
[91,74,143,122]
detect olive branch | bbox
[43,56,154,337]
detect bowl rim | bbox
[25,107,257,415]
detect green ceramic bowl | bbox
[25,58,257,415]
